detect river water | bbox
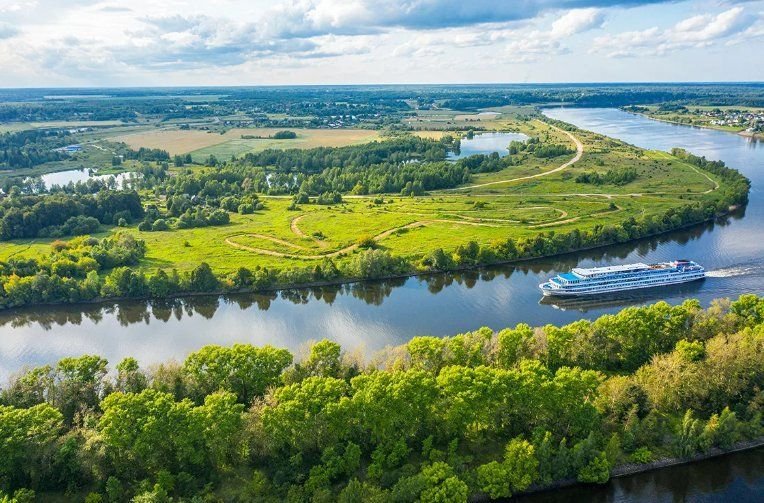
[2,107,763,499]
[515,446,764,503]
[0,108,762,377]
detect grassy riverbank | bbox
[0,115,750,310]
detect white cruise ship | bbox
[539,260,705,297]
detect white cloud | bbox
[551,8,605,37]
[591,6,759,57]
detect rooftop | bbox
[572,263,651,276]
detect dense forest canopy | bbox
[1,294,763,501]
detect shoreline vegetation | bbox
[622,107,764,140]
[0,121,752,311]
[508,436,764,500]
[2,293,764,501]
[0,202,745,314]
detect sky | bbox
[0,0,762,87]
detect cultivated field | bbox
[112,127,382,158]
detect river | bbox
[2,107,764,500]
[515,446,764,503]
[0,107,762,377]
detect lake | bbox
[0,108,762,379]
[447,131,527,159]
[37,168,136,189]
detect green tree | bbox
[183,344,292,404]
[98,389,206,478]
[261,377,350,452]
[0,404,63,490]
[476,438,537,498]
[419,462,468,503]
[187,262,218,292]
[115,357,147,394]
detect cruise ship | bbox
[539,260,705,297]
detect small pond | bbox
[447,131,527,159]
[37,169,137,189]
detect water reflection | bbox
[0,214,738,334]
[448,131,527,159]
[1,108,763,380]
[514,447,764,503]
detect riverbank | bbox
[622,108,763,141]
[505,437,764,502]
[0,201,744,314]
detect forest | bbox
[2,84,763,125]
[0,294,763,502]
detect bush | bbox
[630,447,653,464]
[151,219,169,231]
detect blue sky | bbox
[0,0,761,86]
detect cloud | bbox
[551,8,605,37]
[591,6,759,57]
[263,0,669,38]
[0,22,19,39]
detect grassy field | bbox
[0,120,127,133]
[0,116,723,277]
[111,127,382,158]
[0,108,727,280]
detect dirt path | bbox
[290,214,329,248]
[226,218,504,260]
[446,123,584,191]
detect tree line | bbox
[1,295,763,501]
[0,129,73,169]
[0,191,143,240]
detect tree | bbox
[98,389,206,478]
[419,462,468,503]
[476,438,537,498]
[350,369,437,445]
[674,409,702,458]
[261,376,350,452]
[196,391,245,470]
[187,262,218,292]
[115,357,147,394]
[183,344,293,404]
[577,452,610,484]
[54,355,108,424]
[495,324,534,368]
[0,404,63,490]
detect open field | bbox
[111,127,382,157]
[0,120,127,133]
[0,118,724,276]
[403,109,522,131]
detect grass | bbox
[0,114,728,280]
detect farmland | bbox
[112,127,382,160]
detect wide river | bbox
[1,107,763,500]
[0,108,762,378]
